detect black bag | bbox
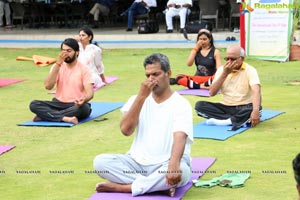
[137,20,159,34]
[185,20,213,34]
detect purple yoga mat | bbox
[49,76,118,94]
[0,145,15,155]
[88,157,216,200]
[93,76,119,90]
[0,78,25,87]
[176,89,210,97]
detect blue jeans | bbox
[123,2,148,29]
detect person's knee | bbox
[77,103,91,119]
[29,100,39,112]
[179,164,192,186]
[195,101,206,112]
[93,154,113,172]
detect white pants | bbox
[0,1,11,26]
[89,3,110,21]
[165,7,189,30]
[93,153,191,196]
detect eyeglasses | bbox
[224,56,241,61]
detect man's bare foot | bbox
[62,116,78,124]
[33,116,42,122]
[162,187,176,197]
[200,83,209,90]
[95,182,131,193]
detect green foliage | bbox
[293,0,300,33]
[0,48,300,200]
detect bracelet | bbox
[192,47,199,52]
[55,62,62,67]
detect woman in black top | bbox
[170,29,222,89]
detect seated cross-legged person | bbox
[93,53,193,197]
[170,29,221,89]
[194,45,262,131]
[29,38,94,125]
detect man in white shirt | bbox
[165,0,192,33]
[93,53,193,197]
[120,0,157,31]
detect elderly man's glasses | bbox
[224,56,241,61]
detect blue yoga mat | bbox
[193,110,284,140]
[18,102,124,127]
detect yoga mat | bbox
[18,102,124,127]
[194,110,285,140]
[88,157,216,200]
[177,89,210,97]
[16,55,56,66]
[0,78,25,87]
[177,89,220,97]
[0,145,15,155]
[93,76,119,90]
[49,76,118,94]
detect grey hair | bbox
[143,53,170,72]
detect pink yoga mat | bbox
[49,76,118,94]
[0,145,15,155]
[0,78,25,87]
[88,157,216,200]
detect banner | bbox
[245,0,293,62]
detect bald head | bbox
[227,45,245,58]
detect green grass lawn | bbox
[0,48,299,200]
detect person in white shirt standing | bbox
[165,0,192,33]
[93,53,193,197]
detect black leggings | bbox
[29,98,91,122]
[195,101,262,129]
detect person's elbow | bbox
[209,89,217,97]
[87,93,94,102]
[120,124,134,136]
[186,62,192,66]
[89,91,94,100]
[44,83,54,90]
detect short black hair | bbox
[143,53,170,72]
[293,153,300,186]
[61,38,79,51]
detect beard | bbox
[64,54,76,63]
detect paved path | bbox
[0,26,239,49]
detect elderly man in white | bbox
[165,0,192,33]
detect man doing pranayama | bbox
[195,44,262,131]
[29,38,94,124]
[93,53,193,197]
